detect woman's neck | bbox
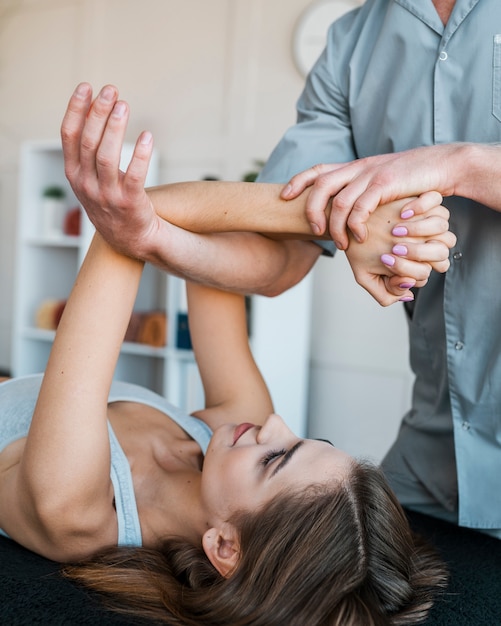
[138,469,207,547]
[107,401,208,546]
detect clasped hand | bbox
[281,156,457,305]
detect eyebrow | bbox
[271,440,305,478]
[314,438,334,447]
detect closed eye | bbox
[261,448,287,467]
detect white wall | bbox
[0,0,413,462]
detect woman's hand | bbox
[61,83,159,259]
[345,194,456,306]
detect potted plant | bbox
[41,185,66,237]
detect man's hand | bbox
[280,145,464,249]
[61,83,159,259]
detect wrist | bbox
[450,143,489,200]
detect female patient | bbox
[0,86,450,624]
[0,232,446,625]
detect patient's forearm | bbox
[147,181,329,239]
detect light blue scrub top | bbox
[259,0,501,531]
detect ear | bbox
[202,523,241,578]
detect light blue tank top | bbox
[0,374,212,547]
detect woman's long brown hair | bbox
[63,462,447,625]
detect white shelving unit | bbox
[12,140,312,435]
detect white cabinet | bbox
[12,141,312,435]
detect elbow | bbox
[256,240,320,298]
[256,280,289,298]
[28,496,111,562]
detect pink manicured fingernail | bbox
[381,254,395,267]
[282,184,292,197]
[392,244,408,256]
[399,282,415,289]
[140,131,153,145]
[392,226,408,236]
[401,209,414,219]
[399,296,414,302]
[310,222,321,235]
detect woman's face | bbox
[200,413,353,524]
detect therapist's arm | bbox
[282,142,501,248]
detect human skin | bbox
[61,83,455,305]
[281,142,500,249]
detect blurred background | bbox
[0,0,413,462]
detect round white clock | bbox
[292,0,362,77]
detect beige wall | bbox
[0,0,413,461]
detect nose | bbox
[256,413,290,443]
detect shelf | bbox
[13,140,311,431]
[22,327,55,341]
[121,341,166,358]
[24,235,81,248]
[20,327,196,365]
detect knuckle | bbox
[95,152,114,169]
[436,217,449,232]
[312,163,327,174]
[415,277,429,287]
[439,205,450,219]
[316,173,334,191]
[80,179,92,195]
[305,205,319,220]
[60,127,74,143]
[348,201,369,221]
[80,137,97,154]
[379,294,394,307]
[63,163,76,181]
[434,260,450,273]
[331,193,350,212]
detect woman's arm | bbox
[187,283,273,431]
[61,83,455,306]
[147,180,323,239]
[0,235,143,561]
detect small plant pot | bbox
[42,198,66,237]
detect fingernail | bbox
[334,240,344,250]
[282,184,292,197]
[140,131,153,145]
[100,86,115,101]
[75,83,89,98]
[392,244,408,256]
[310,222,321,235]
[399,282,415,289]
[399,296,414,302]
[112,102,126,118]
[392,226,408,236]
[381,254,395,267]
[401,209,414,219]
